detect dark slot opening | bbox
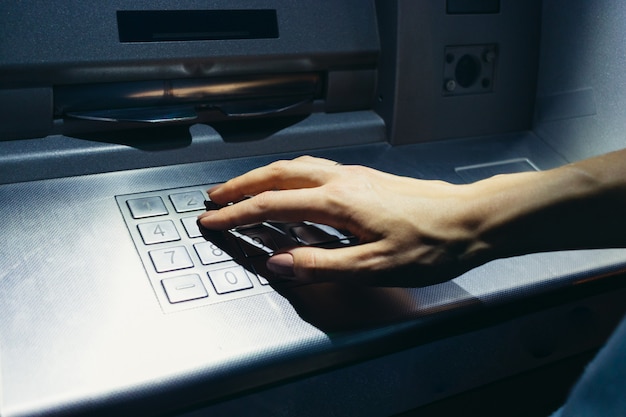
[117,10,279,42]
[447,0,500,14]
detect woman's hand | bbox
[198,148,626,285]
[198,156,487,285]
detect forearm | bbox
[466,149,626,264]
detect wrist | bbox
[464,163,613,263]
[461,169,558,263]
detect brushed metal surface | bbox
[1,136,626,416]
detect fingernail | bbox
[267,253,295,277]
[207,184,221,194]
[197,210,216,221]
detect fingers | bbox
[198,187,349,231]
[293,155,340,166]
[267,244,462,286]
[267,243,388,283]
[208,156,339,205]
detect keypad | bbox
[116,185,357,313]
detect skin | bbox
[198,150,626,285]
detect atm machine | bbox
[1,1,626,416]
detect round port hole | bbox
[455,54,481,88]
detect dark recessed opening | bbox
[455,54,482,88]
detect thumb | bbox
[267,244,383,283]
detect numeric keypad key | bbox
[169,191,206,213]
[138,220,180,244]
[149,246,194,272]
